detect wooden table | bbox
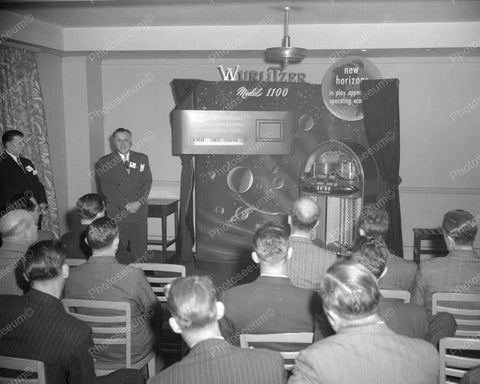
[148,198,179,260]
[412,227,448,264]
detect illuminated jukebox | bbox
[299,140,381,250]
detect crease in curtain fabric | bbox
[0,46,59,234]
[361,78,403,257]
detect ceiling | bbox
[2,0,480,28]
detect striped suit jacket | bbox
[147,338,286,384]
[286,236,337,291]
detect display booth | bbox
[171,57,402,273]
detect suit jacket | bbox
[220,275,321,349]
[379,253,418,292]
[0,152,47,209]
[60,224,137,264]
[64,255,158,369]
[147,338,286,384]
[289,322,439,384]
[96,151,152,224]
[0,289,96,384]
[0,239,30,295]
[286,236,337,291]
[412,249,480,316]
[379,296,429,339]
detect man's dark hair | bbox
[290,198,320,232]
[166,275,218,331]
[76,194,105,220]
[357,205,390,239]
[253,221,290,263]
[5,194,36,215]
[85,216,119,250]
[2,130,24,147]
[443,209,478,246]
[350,237,389,279]
[113,128,132,138]
[24,240,66,282]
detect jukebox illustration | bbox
[299,139,381,249]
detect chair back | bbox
[65,258,86,267]
[62,299,132,367]
[432,292,480,337]
[439,337,480,384]
[0,356,46,384]
[239,332,313,370]
[130,263,186,302]
[380,289,411,303]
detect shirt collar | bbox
[6,150,19,162]
[118,152,130,162]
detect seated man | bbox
[289,261,439,384]
[356,205,417,292]
[64,217,160,371]
[0,240,144,384]
[286,197,337,290]
[60,193,136,264]
[147,275,286,384]
[351,237,437,341]
[220,222,327,348]
[0,209,38,294]
[413,209,480,336]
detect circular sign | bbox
[321,56,381,121]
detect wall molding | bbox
[399,186,480,195]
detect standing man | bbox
[0,130,47,212]
[96,128,152,258]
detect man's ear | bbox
[251,251,260,264]
[379,266,388,280]
[287,215,292,226]
[286,246,293,260]
[216,301,225,320]
[325,309,341,332]
[62,264,70,280]
[169,317,182,334]
[359,228,366,237]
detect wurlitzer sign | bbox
[218,65,306,83]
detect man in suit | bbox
[148,275,286,384]
[286,197,337,291]
[357,205,417,292]
[96,128,152,259]
[289,261,439,384]
[0,209,38,295]
[350,237,442,342]
[0,130,47,212]
[60,193,136,264]
[220,222,326,348]
[64,216,161,371]
[412,209,480,328]
[0,240,144,384]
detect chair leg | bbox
[147,356,156,378]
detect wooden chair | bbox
[239,332,313,370]
[129,263,186,302]
[440,337,480,384]
[62,299,155,378]
[0,356,46,384]
[65,258,86,267]
[380,289,411,303]
[432,292,480,337]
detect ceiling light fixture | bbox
[265,6,307,67]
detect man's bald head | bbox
[0,209,38,244]
[290,197,320,232]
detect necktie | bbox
[124,158,130,174]
[16,157,25,173]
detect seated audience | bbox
[147,275,286,384]
[5,193,57,241]
[220,222,326,348]
[357,205,417,292]
[286,197,337,290]
[0,240,144,384]
[289,261,439,384]
[351,237,448,342]
[64,217,160,371]
[60,193,136,264]
[0,209,38,294]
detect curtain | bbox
[0,46,59,234]
[361,79,403,257]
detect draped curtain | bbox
[361,79,403,257]
[0,46,59,234]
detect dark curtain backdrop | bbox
[361,79,403,257]
[0,46,59,234]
